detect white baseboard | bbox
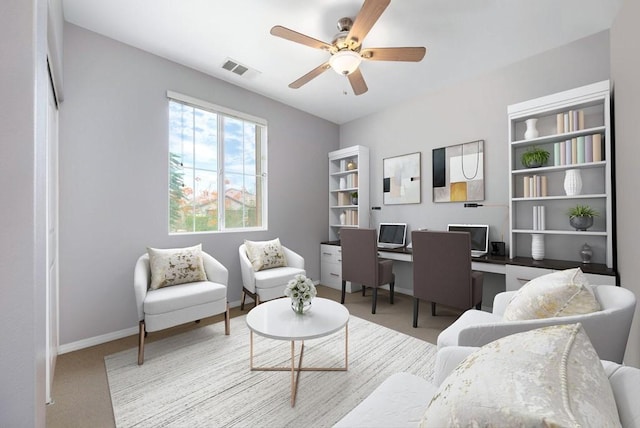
[58,299,244,354]
[58,326,138,355]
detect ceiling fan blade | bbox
[270,25,333,51]
[289,62,331,89]
[346,0,390,47]
[348,68,368,95]
[361,47,426,62]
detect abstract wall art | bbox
[433,140,485,203]
[383,152,421,205]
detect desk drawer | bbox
[321,244,342,264]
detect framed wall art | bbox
[383,152,421,205]
[432,140,484,203]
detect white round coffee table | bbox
[246,297,350,406]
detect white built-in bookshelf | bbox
[507,80,613,268]
[327,145,370,241]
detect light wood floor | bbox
[46,285,461,427]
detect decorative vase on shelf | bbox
[339,177,346,190]
[524,118,539,140]
[580,243,593,264]
[339,211,346,225]
[346,160,357,170]
[531,234,545,260]
[563,169,583,196]
[291,299,311,314]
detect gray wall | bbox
[59,23,338,346]
[340,31,610,302]
[611,0,640,367]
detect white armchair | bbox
[437,284,636,363]
[134,251,229,365]
[238,243,305,310]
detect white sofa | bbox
[335,346,640,428]
[437,284,636,363]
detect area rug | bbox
[105,315,437,427]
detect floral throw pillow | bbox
[147,244,207,290]
[244,238,287,271]
[503,268,601,321]
[421,324,621,427]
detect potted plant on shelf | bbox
[521,146,550,168]
[351,191,358,205]
[567,205,599,231]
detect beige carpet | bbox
[105,314,438,427]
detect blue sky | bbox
[169,100,261,198]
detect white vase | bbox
[563,169,583,196]
[339,211,346,225]
[339,177,346,189]
[531,234,545,260]
[524,118,539,140]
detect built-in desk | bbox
[320,241,616,293]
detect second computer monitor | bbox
[447,224,489,257]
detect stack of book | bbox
[523,175,548,198]
[554,109,603,165]
[556,110,584,134]
[553,134,603,166]
[337,192,351,206]
[344,173,358,188]
[532,206,546,230]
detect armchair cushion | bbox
[147,244,207,290]
[244,238,287,271]
[144,280,227,315]
[503,267,600,321]
[422,323,621,427]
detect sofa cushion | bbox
[144,280,226,315]
[503,267,600,321]
[147,244,207,290]
[334,373,438,428]
[244,238,287,271]
[421,323,621,427]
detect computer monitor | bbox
[377,223,407,249]
[447,224,489,257]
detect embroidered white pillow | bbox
[147,244,207,290]
[421,323,621,428]
[244,238,287,271]
[503,267,601,320]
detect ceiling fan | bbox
[270,0,426,96]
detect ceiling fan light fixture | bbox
[329,50,362,75]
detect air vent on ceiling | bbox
[221,58,260,79]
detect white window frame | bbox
[167,91,268,234]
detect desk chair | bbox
[340,228,395,314]
[412,230,483,327]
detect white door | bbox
[45,70,59,404]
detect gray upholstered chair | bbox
[340,228,395,314]
[412,230,483,327]
[238,242,305,309]
[134,251,229,365]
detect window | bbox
[168,92,267,233]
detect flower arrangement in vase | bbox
[284,274,317,314]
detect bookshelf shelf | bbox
[508,80,613,269]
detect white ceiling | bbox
[62,0,622,125]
